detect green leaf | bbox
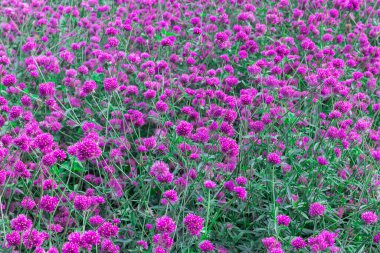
[91,73,104,84]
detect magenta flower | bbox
[362,211,378,225]
[198,240,214,252]
[219,136,239,157]
[183,213,204,236]
[175,120,193,137]
[10,214,33,231]
[204,180,217,189]
[39,195,59,213]
[267,152,281,164]
[309,202,326,217]
[291,237,306,249]
[156,216,176,234]
[276,214,291,226]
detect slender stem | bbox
[272,166,278,237]
[205,190,212,236]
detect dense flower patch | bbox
[0,0,379,252]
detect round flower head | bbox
[183,213,204,236]
[198,240,214,252]
[219,136,239,157]
[175,120,193,137]
[155,101,168,113]
[70,138,102,161]
[267,152,281,164]
[97,222,119,238]
[6,231,21,246]
[362,211,378,225]
[89,215,105,226]
[82,230,100,245]
[204,180,216,189]
[22,229,45,249]
[10,214,33,231]
[47,247,59,253]
[82,80,97,94]
[137,240,148,249]
[21,196,36,210]
[309,202,326,217]
[156,216,176,234]
[150,161,173,183]
[234,186,247,200]
[74,195,91,211]
[39,82,56,97]
[103,77,118,92]
[276,215,291,226]
[153,232,174,251]
[374,232,380,243]
[162,189,178,204]
[43,179,57,190]
[2,74,17,86]
[235,176,247,186]
[291,237,306,249]
[62,242,79,253]
[103,239,120,252]
[39,195,59,213]
[34,133,54,152]
[269,248,284,253]
[262,237,281,249]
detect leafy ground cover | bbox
[0,0,380,252]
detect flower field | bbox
[0,0,379,252]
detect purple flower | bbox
[69,138,102,161]
[198,240,214,252]
[234,186,247,200]
[183,213,204,236]
[62,242,79,253]
[175,120,193,137]
[156,216,176,234]
[309,202,326,217]
[6,231,21,246]
[219,136,239,157]
[104,77,118,92]
[262,237,281,249]
[39,195,59,213]
[267,153,281,164]
[10,214,33,231]
[291,237,306,249]
[276,214,291,226]
[74,195,91,211]
[162,189,178,204]
[204,180,216,189]
[362,211,378,225]
[150,161,173,183]
[97,222,119,238]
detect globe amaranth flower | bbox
[175,120,193,137]
[6,231,21,246]
[198,240,214,252]
[309,202,326,217]
[183,213,204,236]
[39,195,59,213]
[10,214,33,231]
[291,237,306,249]
[162,189,178,204]
[219,136,239,157]
[97,222,119,238]
[276,214,291,226]
[267,152,281,164]
[149,161,173,183]
[362,211,378,225]
[103,77,118,92]
[156,216,176,234]
[68,138,102,161]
